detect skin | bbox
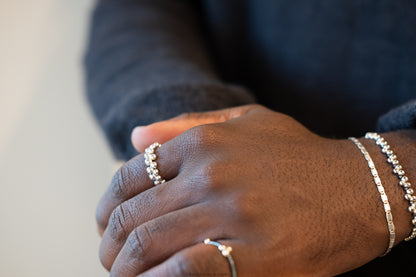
[96,105,416,277]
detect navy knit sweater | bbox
[84,1,416,275]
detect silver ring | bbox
[204,238,237,277]
[144,142,166,186]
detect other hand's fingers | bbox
[131,105,257,153]
[108,203,235,276]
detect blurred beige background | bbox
[0,1,114,276]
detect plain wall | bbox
[0,1,114,276]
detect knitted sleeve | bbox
[84,0,255,160]
[377,100,416,132]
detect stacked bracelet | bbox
[349,137,395,256]
[365,132,416,241]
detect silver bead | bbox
[393,165,402,172]
[376,138,384,145]
[365,132,377,139]
[385,150,394,156]
[400,180,410,188]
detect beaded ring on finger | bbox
[144,142,166,186]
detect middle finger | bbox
[96,141,185,235]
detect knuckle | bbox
[170,252,201,277]
[240,104,267,115]
[176,112,195,120]
[228,191,258,222]
[126,224,154,262]
[186,124,220,149]
[111,164,134,200]
[108,203,131,242]
[195,163,224,192]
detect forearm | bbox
[84,0,255,160]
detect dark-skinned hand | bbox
[96,105,415,276]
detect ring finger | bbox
[109,202,236,276]
[138,239,242,277]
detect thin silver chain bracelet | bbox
[349,137,395,255]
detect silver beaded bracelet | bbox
[349,137,395,256]
[365,132,416,241]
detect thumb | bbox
[131,105,256,153]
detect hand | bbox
[97,105,412,276]
[130,105,254,153]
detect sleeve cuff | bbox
[377,100,416,133]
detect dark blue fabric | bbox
[84,0,256,159]
[85,0,416,160]
[199,0,416,138]
[84,1,416,275]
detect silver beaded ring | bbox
[365,132,416,241]
[144,142,166,186]
[204,238,237,277]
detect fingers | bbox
[99,173,202,270]
[137,240,240,277]
[98,109,255,236]
[108,203,233,276]
[131,105,257,153]
[96,141,183,235]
